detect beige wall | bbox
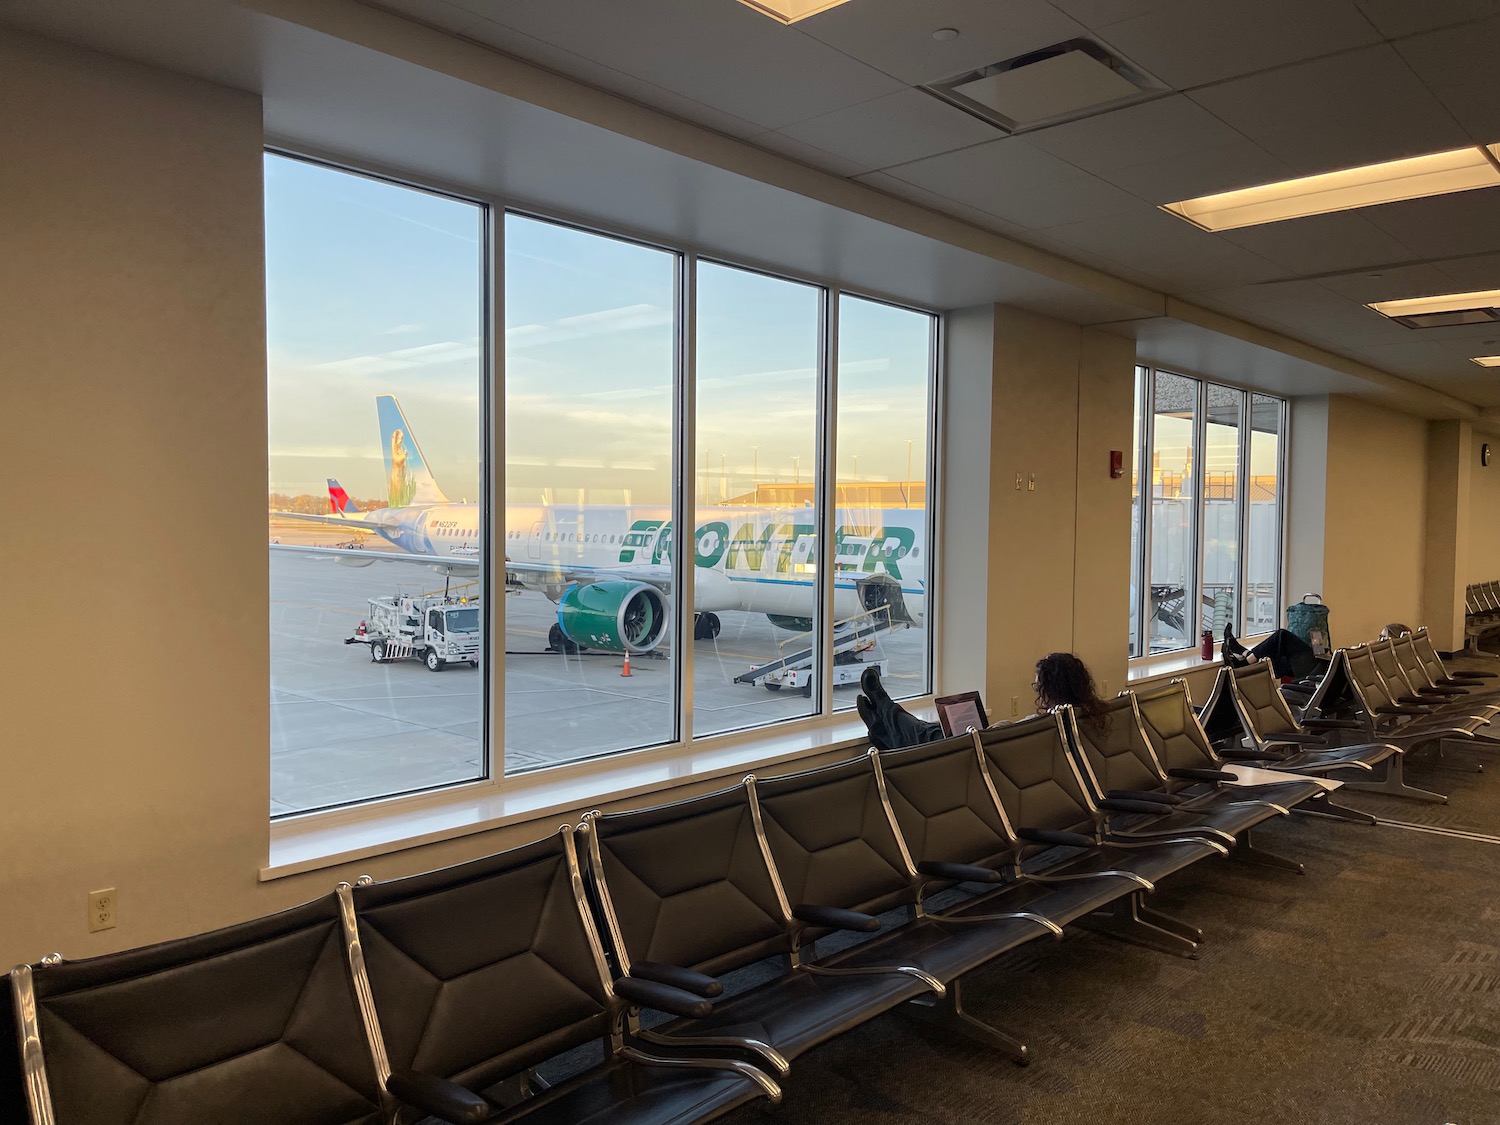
[1321,396,1428,648]
[1467,431,1500,585]
[985,307,1134,714]
[1,34,271,961]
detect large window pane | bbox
[1245,395,1283,635]
[1202,384,1241,641]
[503,215,679,772]
[1148,371,1196,653]
[266,154,486,815]
[831,296,933,708]
[694,263,821,735]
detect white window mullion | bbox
[486,201,505,784]
[815,289,838,714]
[677,253,697,742]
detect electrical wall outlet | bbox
[88,887,116,933]
[1102,679,1110,696]
[1010,695,1020,718]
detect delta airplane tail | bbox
[327,478,359,515]
[377,394,450,508]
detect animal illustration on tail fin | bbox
[376,394,451,508]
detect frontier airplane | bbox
[274,396,926,655]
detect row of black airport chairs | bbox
[8,677,1369,1125]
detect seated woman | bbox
[857,652,1109,751]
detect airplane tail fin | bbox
[327,478,359,515]
[376,394,451,508]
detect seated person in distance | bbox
[857,652,1109,751]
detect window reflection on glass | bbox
[1245,395,1282,635]
[1148,371,1196,653]
[831,295,933,710]
[1202,384,1241,641]
[693,262,821,736]
[1128,367,1146,659]
[503,214,679,772]
[266,154,486,815]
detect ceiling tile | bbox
[797,0,1086,85]
[1191,285,1412,351]
[1047,0,1176,28]
[441,0,905,131]
[1434,252,1500,290]
[1364,190,1500,259]
[990,173,1143,229]
[1354,0,1500,40]
[1090,0,1382,89]
[854,171,1032,236]
[1019,229,1177,290]
[1187,45,1473,175]
[1216,213,1414,276]
[1346,340,1492,389]
[881,136,1090,208]
[1317,263,1465,304]
[1023,94,1243,173]
[776,89,1003,173]
[1394,16,1500,142]
[746,130,872,178]
[373,0,775,136]
[1041,207,1290,290]
[1098,137,1294,204]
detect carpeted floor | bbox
[717,806,1500,1125]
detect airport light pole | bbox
[905,439,913,508]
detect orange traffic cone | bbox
[621,651,632,677]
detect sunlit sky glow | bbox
[266,155,932,506]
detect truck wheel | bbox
[764,682,782,692]
[469,659,480,668]
[370,643,381,663]
[425,649,444,672]
[801,680,813,698]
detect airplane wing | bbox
[271,542,479,576]
[271,511,398,531]
[503,559,673,591]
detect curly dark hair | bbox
[1034,652,1109,732]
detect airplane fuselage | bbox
[364,502,927,624]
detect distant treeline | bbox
[269,493,389,514]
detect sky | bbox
[265,154,933,507]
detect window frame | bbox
[1129,364,1287,662]
[265,145,942,832]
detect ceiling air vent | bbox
[923,39,1163,134]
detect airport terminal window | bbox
[504,214,679,769]
[831,294,934,709]
[1129,368,1285,657]
[265,153,487,815]
[267,154,939,814]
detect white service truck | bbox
[346,595,481,672]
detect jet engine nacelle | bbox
[557,581,668,654]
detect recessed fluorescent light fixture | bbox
[1472,356,1500,367]
[1162,145,1500,232]
[1367,289,1500,329]
[735,0,855,23]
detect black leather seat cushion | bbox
[1046,838,1223,885]
[651,963,928,1060]
[942,874,1136,929]
[1107,803,1280,841]
[474,1058,765,1125]
[1177,778,1324,811]
[817,914,1046,984]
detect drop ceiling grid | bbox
[363,0,1500,386]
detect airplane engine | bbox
[557,581,668,654]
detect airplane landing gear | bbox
[693,612,722,640]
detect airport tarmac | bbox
[269,537,928,815]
